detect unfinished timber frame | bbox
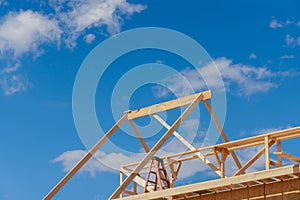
[43,89,300,200]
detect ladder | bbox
[144,156,170,193]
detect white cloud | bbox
[239,126,291,138]
[49,0,146,48]
[52,150,147,176]
[0,1,146,96]
[53,128,208,179]
[249,52,257,59]
[0,62,21,74]
[153,57,291,97]
[285,34,300,47]
[280,54,295,59]
[269,19,283,29]
[285,34,295,47]
[251,126,291,136]
[83,34,96,44]
[269,18,300,48]
[181,119,199,132]
[269,19,293,29]
[0,74,31,95]
[53,147,213,181]
[0,10,61,57]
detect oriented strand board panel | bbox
[185,178,300,200]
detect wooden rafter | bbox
[43,114,128,200]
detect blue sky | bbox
[0,0,300,200]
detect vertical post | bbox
[277,140,282,167]
[133,182,137,194]
[214,148,221,170]
[120,172,124,198]
[221,149,228,178]
[265,136,270,170]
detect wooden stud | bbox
[214,148,221,170]
[277,140,282,167]
[120,172,124,198]
[133,182,137,195]
[220,148,228,178]
[265,136,270,170]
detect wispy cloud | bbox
[153,57,292,97]
[269,19,293,29]
[84,34,96,44]
[0,74,31,95]
[249,52,257,59]
[49,0,146,48]
[285,34,300,47]
[252,126,290,136]
[0,62,31,95]
[280,54,295,59]
[269,18,300,48]
[239,126,291,138]
[0,62,20,74]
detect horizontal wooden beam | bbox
[121,126,300,172]
[127,90,211,120]
[274,152,300,162]
[115,164,300,200]
[218,126,300,150]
